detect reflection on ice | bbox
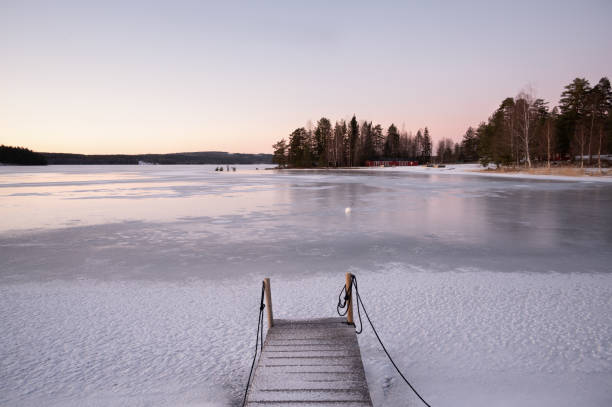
[1,165,611,282]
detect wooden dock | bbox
[244,277,373,406]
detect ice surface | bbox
[1,165,611,406]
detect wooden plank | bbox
[245,317,373,406]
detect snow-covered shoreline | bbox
[355,163,612,183]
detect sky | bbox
[1,0,611,155]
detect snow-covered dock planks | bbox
[245,317,373,406]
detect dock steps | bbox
[245,317,373,406]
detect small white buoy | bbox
[345,207,352,214]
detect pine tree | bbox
[422,127,432,163]
[559,78,591,166]
[384,124,399,158]
[288,128,310,167]
[462,127,479,162]
[314,117,332,167]
[272,139,287,168]
[332,120,347,167]
[372,124,384,158]
[361,121,374,163]
[589,78,612,169]
[348,115,359,166]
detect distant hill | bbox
[0,145,48,165]
[41,151,273,165]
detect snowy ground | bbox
[358,163,612,183]
[1,165,611,406]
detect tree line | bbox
[273,115,434,168]
[41,151,272,165]
[467,76,611,169]
[0,145,47,165]
[273,76,612,169]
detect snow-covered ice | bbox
[1,165,611,406]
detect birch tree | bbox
[515,92,534,167]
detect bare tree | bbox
[515,91,535,168]
[436,138,454,163]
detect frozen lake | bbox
[1,165,611,406]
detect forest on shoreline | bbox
[0,145,47,165]
[0,149,272,165]
[41,151,272,165]
[273,76,612,169]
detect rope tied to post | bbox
[337,274,433,407]
[336,279,350,315]
[241,281,266,407]
[336,275,363,333]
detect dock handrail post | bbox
[345,272,354,325]
[264,278,274,328]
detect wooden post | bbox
[345,272,354,325]
[264,278,274,329]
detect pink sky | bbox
[1,1,611,154]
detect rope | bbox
[241,281,266,407]
[337,274,433,407]
[336,277,363,333]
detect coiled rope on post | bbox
[337,276,363,333]
[337,274,433,407]
[241,281,266,407]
